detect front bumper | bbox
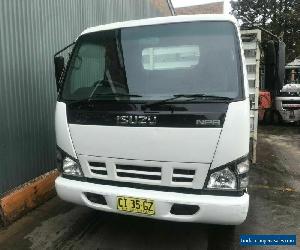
[278,109,300,122]
[55,176,249,225]
[275,97,300,122]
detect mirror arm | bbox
[54,41,76,58]
[54,41,76,93]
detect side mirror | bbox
[54,56,65,91]
[54,42,75,92]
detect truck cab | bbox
[54,15,250,225]
[276,58,300,123]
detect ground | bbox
[0,126,299,250]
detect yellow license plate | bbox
[117,196,155,215]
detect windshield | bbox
[61,21,242,102]
[285,68,300,84]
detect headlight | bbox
[56,148,83,177]
[62,157,83,176]
[206,156,250,191]
[207,168,237,190]
[237,159,249,174]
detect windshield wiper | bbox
[68,93,142,105]
[142,94,233,109]
[94,93,142,98]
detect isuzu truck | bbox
[54,15,250,225]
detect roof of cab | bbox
[80,14,238,36]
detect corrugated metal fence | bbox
[0,0,164,195]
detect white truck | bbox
[276,58,300,123]
[54,15,250,225]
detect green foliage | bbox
[231,0,300,61]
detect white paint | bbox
[69,124,221,163]
[55,102,77,158]
[211,100,250,169]
[241,29,261,163]
[81,14,238,36]
[239,30,250,99]
[55,176,249,225]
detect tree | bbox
[231,0,300,62]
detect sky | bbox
[171,0,231,13]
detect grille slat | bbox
[116,164,161,181]
[116,165,161,173]
[282,101,300,110]
[117,172,161,180]
[282,100,300,104]
[89,162,106,167]
[173,177,194,183]
[173,174,194,179]
[116,169,161,176]
[87,161,198,185]
[91,170,108,175]
[89,162,107,176]
[173,169,195,175]
[172,169,195,183]
[90,166,107,171]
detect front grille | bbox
[172,169,195,183]
[81,156,208,189]
[282,100,300,110]
[89,162,107,176]
[116,164,161,181]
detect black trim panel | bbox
[172,177,193,183]
[91,170,107,175]
[57,146,79,163]
[117,172,161,180]
[116,164,161,173]
[62,174,245,197]
[89,162,106,168]
[66,102,228,128]
[173,169,195,175]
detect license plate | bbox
[117,196,155,215]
